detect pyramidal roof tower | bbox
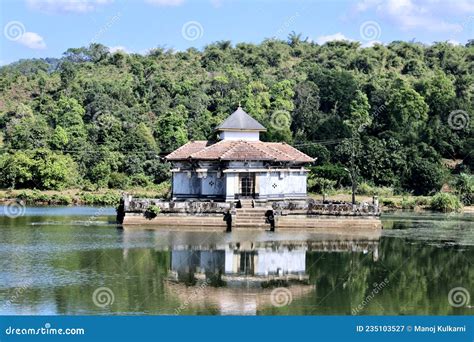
[215,106,266,141]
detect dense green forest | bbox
[0,37,472,200]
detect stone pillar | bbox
[373,196,379,212]
[123,193,132,211]
[225,173,236,202]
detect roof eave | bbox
[215,127,267,132]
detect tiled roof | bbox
[166,140,314,163]
[215,107,267,132]
[165,140,210,160]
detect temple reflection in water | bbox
[170,242,309,286]
[121,230,381,315]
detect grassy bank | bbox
[1,184,470,213]
[310,192,430,209]
[310,189,470,213]
[0,183,170,206]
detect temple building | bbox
[166,107,314,202]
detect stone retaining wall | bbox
[120,195,381,229]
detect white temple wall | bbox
[258,171,307,199]
[219,131,260,141]
[173,172,201,196]
[254,248,306,275]
[201,172,225,197]
[225,173,237,201]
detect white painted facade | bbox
[171,247,306,276]
[172,164,308,201]
[219,130,260,141]
[169,107,311,202]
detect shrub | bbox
[415,197,430,206]
[430,192,463,212]
[79,192,121,205]
[50,194,73,205]
[381,198,396,208]
[81,180,98,191]
[405,159,445,195]
[308,177,336,194]
[144,205,161,219]
[310,164,351,187]
[356,182,394,196]
[108,172,129,189]
[130,173,152,187]
[454,173,473,205]
[400,197,416,209]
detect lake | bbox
[0,206,472,315]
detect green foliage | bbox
[0,40,472,194]
[155,105,188,152]
[130,173,152,187]
[453,173,473,205]
[0,151,35,188]
[33,150,79,190]
[429,192,463,212]
[108,172,129,189]
[345,90,371,135]
[14,190,73,205]
[79,192,121,205]
[308,176,336,194]
[400,197,417,209]
[144,205,161,219]
[405,159,446,195]
[380,198,397,208]
[356,182,394,197]
[310,164,351,187]
[0,149,78,190]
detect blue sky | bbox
[1,0,473,65]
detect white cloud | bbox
[361,40,383,47]
[353,0,470,33]
[17,32,47,49]
[109,45,127,53]
[27,0,114,14]
[447,39,461,46]
[316,33,353,45]
[145,0,184,6]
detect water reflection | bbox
[0,208,472,315]
[121,229,381,315]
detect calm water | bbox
[0,206,472,315]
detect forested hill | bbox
[0,38,472,195]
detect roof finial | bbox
[238,101,241,108]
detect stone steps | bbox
[233,207,272,229]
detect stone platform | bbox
[118,195,382,231]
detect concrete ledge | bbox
[122,212,381,230]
